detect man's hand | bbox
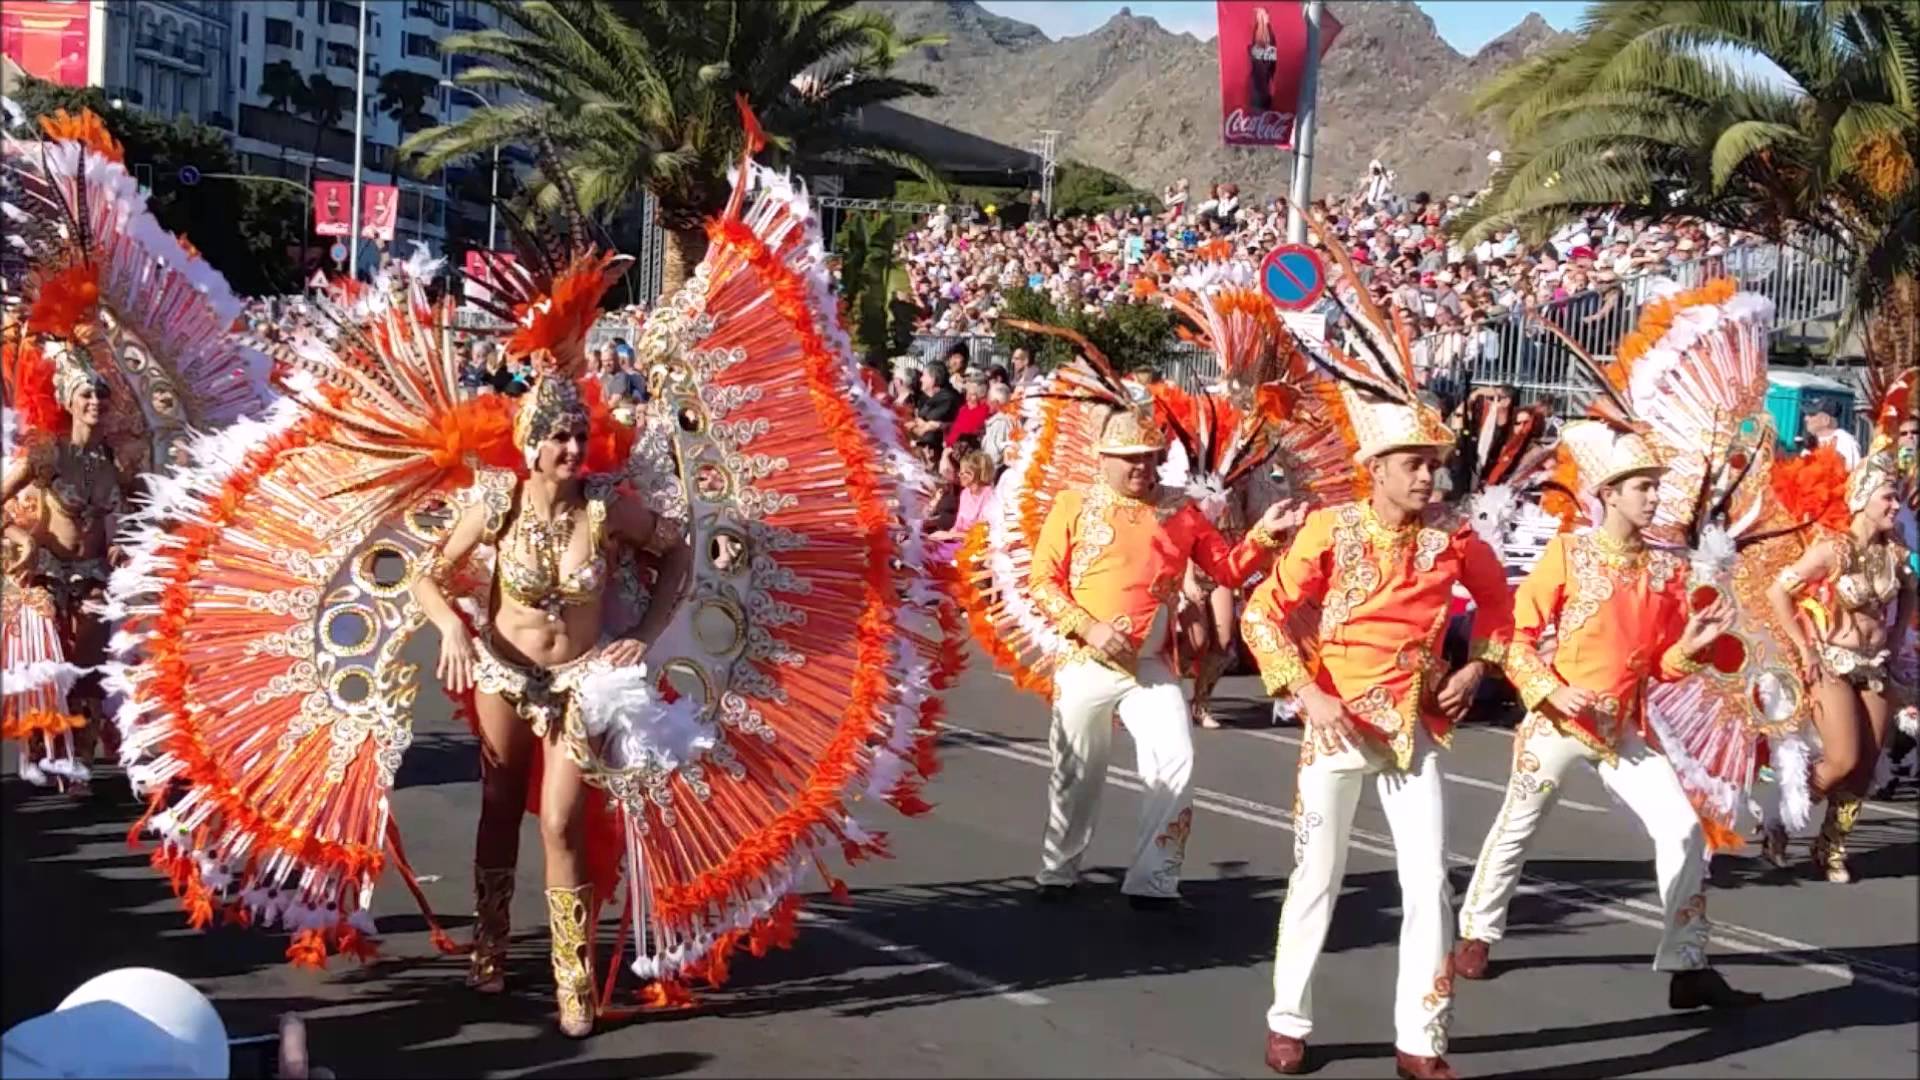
[1677,594,1735,656]
[1296,684,1361,756]
[1081,620,1134,663]
[1436,661,1487,720]
[1544,685,1599,721]
[1257,497,1309,538]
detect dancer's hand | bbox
[1295,684,1360,756]
[1677,595,1735,655]
[436,625,477,694]
[1,530,32,577]
[1545,685,1599,720]
[601,636,648,667]
[1437,661,1487,720]
[277,1013,335,1079]
[1796,639,1824,684]
[1082,620,1134,664]
[1257,497,1308,538]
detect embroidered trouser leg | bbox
[1268,728,1453,1057]
[1595,729,1710,972]
[1458,713,1587,945]
[1038,656,1195,898]
[1460,719,1709,971]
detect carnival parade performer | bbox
[2,106,273,794]
[101,105,961,1035]
[1766,443,1916,881]
[1452,419,1762,1009]
[1238,222,1513,1080]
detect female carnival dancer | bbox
[103,109,960,1034]
[1153,260,1312,730]
[2,107,272,793]
[1765,389,1917,881]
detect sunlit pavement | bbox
[6,654,1916,1078]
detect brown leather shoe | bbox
[1264,1032,1307,1075]
[1395,1051,1458,1079]
[1452,937,1491,980]
[1669,969,1764,1010]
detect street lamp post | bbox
[348,0,369,279]
[440,81,499,253]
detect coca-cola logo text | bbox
[1224,108,1294,143]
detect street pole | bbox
[487,145,500,252]
[1287,0,1322,245]
[348,0,368,279]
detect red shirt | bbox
[947,400,991,446]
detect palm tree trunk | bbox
[660,226,710,300]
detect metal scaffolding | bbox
[1030,130,1061,216]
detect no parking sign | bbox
[1260,244,1327,311]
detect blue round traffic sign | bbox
[177,165,200,186]
[329,242,348,263]
[1260,244,1327,311]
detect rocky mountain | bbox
[860,1,1571,199]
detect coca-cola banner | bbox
[1216,1,1341,149]
[312,180,400,241]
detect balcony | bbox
[454,13,485,32]
[134,31,209,71]
[407,1,450,27]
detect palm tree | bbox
[300,72,350,177]
[374,69,440,186]
[1452,0,1917,361]
[402,0,948,296]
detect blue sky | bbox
[976,1,1592,54]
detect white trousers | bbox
[1037,655,1195,898]
[1458,715,1710,971]
[1268,727,1453,1058]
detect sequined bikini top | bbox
[1831,536,1903,615]
[495,487,609,620]
[30,441,119,524]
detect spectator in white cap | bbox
[2,968,229,1079]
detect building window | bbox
[329,2,358,28]
[295,0,304,17]
[239,12,248,43]
[326,42,357,70]
[239,56,247,92]
[265,18,293,47]
[404,33,439,61]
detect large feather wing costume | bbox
[103,152,961,994]
[2,107,273,779]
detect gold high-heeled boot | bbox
[466,865,515,992]
[545,883,596,1038]
[1809,797,1861,883]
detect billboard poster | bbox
[2,0,94,88]
[313,181,400,242]
[313,180,353,238]
[463,249,518,304]
[359,183,399,243]
[1215,1,1341,149]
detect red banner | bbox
[2,0,94,88]
[1216,1,1340,149]
[359,183,399,243]
[313,180,353,237]
[462,250,518,303]
[312,180,400,241]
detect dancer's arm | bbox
[1767,539,1837,679]
[1239,508,1332,697]
[1030,493,1098,642]
[1189,497,1300,588]
[1505,535,1570,712]
[411,502,488,693]
[1437,529,1516,719]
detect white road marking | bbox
[942,724,1920,1000]
[799,911,1053,1007]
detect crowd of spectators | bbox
[890,161,1767,373]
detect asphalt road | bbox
[5,653,1917,1078]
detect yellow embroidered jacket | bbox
[1241,500,1514,766]
[1030,480,1279,666]
[1505,531,1704,759]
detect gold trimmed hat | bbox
[1339,384,1454,462]
[1558,419,1665,494]
[512,372,590,463]
[1094,403,1168,456]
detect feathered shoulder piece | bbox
[1770,443,1851,534]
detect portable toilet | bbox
[1765,370,1858,452]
